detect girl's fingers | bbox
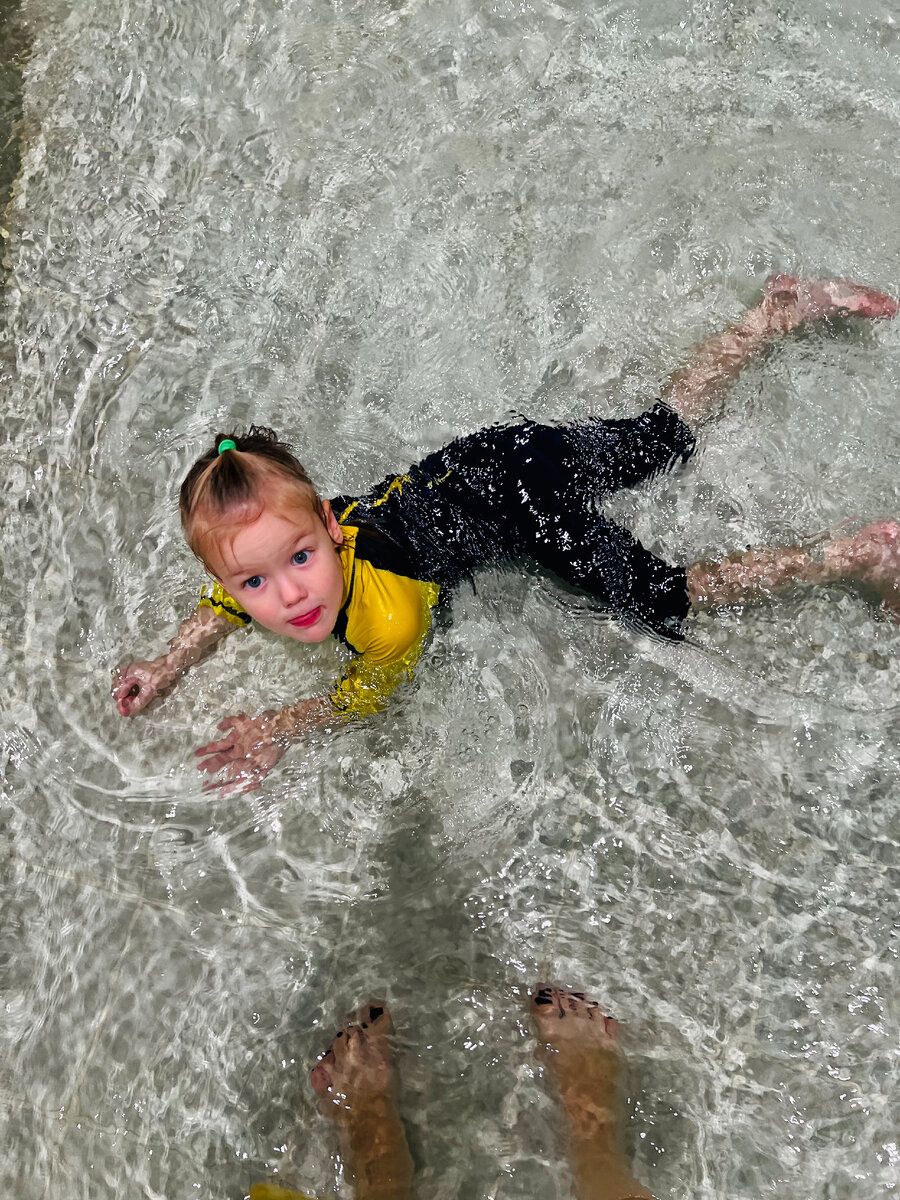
[201,761,245,791]
[202,760,267,796]
[195,736,236,757]
[113,681,144,712]
[195,716,276,792]
[194,717,253,754]
[116,687,152,717]
[217,714,251,732]
[196,744,268,774]
[196,751,240,774]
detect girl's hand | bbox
[194,712,288,796]
[112,657,176,716]
[113,608,236,718]
[194,700,333,796]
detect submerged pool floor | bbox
[1,0,899,1196]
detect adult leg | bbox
[532,986,653,1200]
[688,519,900,619]
[663,275,898,429]
[308,1003,414,1200]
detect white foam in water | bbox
[1,0,899,1195]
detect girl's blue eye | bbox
[292,550,310,565]
[244,575,263,590]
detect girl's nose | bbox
[278,574,307,606]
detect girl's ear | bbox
[321,499,344,545]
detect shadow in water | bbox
[0,0,28,289]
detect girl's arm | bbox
[194,697,335,795]
[194,610,436,794]
[193,654,423,795]
[113,606,237,716]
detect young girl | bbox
[113,275,900,794]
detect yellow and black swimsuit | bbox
[199,403,697,717]
[325,523,440,717]
[198,524,440,719]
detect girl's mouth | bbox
[289,606,322,628]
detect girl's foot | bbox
[764,273,899,326]
[662,272,895,428]
[824,519,900,618]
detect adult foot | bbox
[764,273,899,325]
[824,519,900,618]
[532,986,653,1200]
[310,1001,396,1116]
[310,1002,415,1200]
[531,986,624,1141]
[532,986,621,1046]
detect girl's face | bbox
[212,500,345,643]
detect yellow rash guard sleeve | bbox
[197,580,252,626]
[329,656,417,718]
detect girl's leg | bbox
[532,986,653,1200]
[309,1004,414,1200]
[663,275,897,429]
[553,275,896,503]
[688,520,900,618]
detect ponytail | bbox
[180,426,323,562]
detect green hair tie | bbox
[217,438,237,454]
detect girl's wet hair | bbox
[180,426,323,565]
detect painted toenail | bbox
[369,1006,384,1020]
[534,993,552,1004]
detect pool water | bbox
[1,0,899,1196]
